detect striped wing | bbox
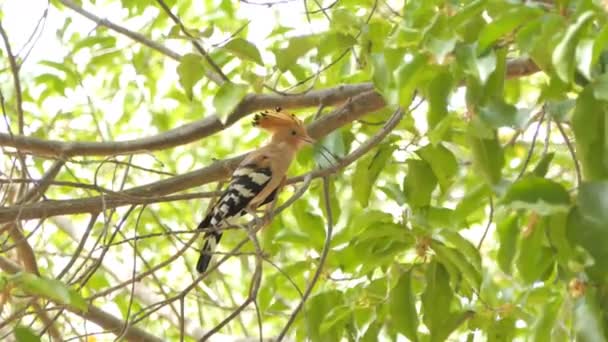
[196,164,274,273]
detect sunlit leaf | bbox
[501,176,570,215]
[390,271,418,341]
[552,11,594,83]
[9,273,87,312]
[223,38,264,65]
[403,159,437,208]
[14,326,41,342]
[177,53,205,100]
[353,143,395,207]
[212,82,249,120]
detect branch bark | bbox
[0,83,373,157]
[0,256,164,342]
[0,90,385,223]
[0,56,538,158]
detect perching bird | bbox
[196,108,314,274]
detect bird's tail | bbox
[196,231,222,273]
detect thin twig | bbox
[0,21,24,134]
[276,175,335,341]
[555,120,582,187]
[154,0,229,83]
[477,196,494,250]
[516,109,545,179]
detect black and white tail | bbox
[195,165,274,273]
[197,230,222,273]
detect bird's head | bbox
[253,108,314,149]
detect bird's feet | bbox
[246,207,270,228]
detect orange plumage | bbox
[195,108,313,274]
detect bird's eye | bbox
[291,130,297,136]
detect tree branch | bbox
[0,21,24,134]
[0,256,164,342]
[0,83,373,157]
[154,0,229,83]
[57,0,181,60]
[0,90,385,223]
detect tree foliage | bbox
[1,0,608,341]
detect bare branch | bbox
[0,84,373,157]
[154,0,229,83]
[0,21,24,134]
[57,0,179,60]
[0,56,538,158]
[0,90,385,223]
[0,256,164,342]
[276,174,337,341]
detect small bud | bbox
[568,278,587,299]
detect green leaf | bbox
[573,290,608,342]
[395,53,431,107]
[516,216,554,284]
[223,38,264,66]
[353,144,395,207]
[576,38,594,81]
[593,24,608,66]
[426,70,453,129]
[496,214,519,274]
[403,159,437,208]
[545,99,575,122]
[370,52,391,98]
[438,230,482,273]
[306,290,344,342]
[314,129,345,169]
[332,8,361,33]
[14,326,41,342]
[319,305,351,335]
[488,317,517,342]
[567,207,608,273]
[572,87,608,180]
[435,310,475,342]
[532,152,555,177]
[592,73,608,102]
[454,184,490,223]
[333,210,394,245]
[552,11,594,83]
[213,82,249,121]
[501,176,571,215]
[431,240,482,290]
[422,261,454,337]
[316,180,342,223]
[390,271,418,341]
[457,45,496,85]
[177,53,205,100]
[292,200,325,251]
[273,35,319,72]
[10,272,87,311]
[415,143,458,192]
[532,299,562,342]
[361,322,382,342]
[577,181,608,225]
[318,32,357,58]
[467,127,504,185]
[478,99,526,129]
[477,7,541,53]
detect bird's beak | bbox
[301,134,315,145]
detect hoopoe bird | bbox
[196,109,314,274]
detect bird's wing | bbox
[196,152,276,273]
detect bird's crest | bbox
[252,107,303,130]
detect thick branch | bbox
[0,84,373,157]
[0,57,538,158]
[0,256,164,342]
[0,90,385,223]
